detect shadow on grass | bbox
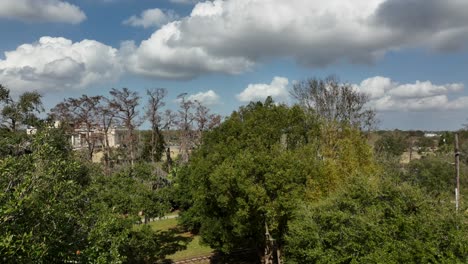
[127,226,193,264]
[157,228,193,258]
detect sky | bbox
[1,0,468,131]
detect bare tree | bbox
[176,93,194,163]
[96,96,117,171]
[109,88,141,166]
[145,88,168,162]
[163,109,176,130]
[291,76,376,131]
[51,95,102,161]
[193,100,221,146]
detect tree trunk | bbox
[104,129,111,174]
[166,147,172,171]
[11,119,16,132]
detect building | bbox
[424,133,438,138]
[70,126,127,150]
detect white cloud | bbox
[355,76,466,111]
[237,77,289,103]
[122,0,468,80]
[123,8,179,28]
[0,0,86,24]
[121,21,253,79]
[187,90,220,106]
[0,37,123,94]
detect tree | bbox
[291,76,376,131]
[109,88,141,166]
[193,100,221,147]
[172,94,221,163]
[96,96,117,172]
[284,176,468,263]
[0,128,90,262]
[0,128,188,263]
[177,98,319,262]
[417,136,436,153]
[374,130,408,157]
[51,95,102,161]
[437,131,455,153]
[145,88,171,162]
[405,156,468,200]
[176,93,194,163]
[0,85,43,132]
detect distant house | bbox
[424,133,438,138]
[70,126,127,150]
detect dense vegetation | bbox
[1,79,468,263]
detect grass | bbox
[148,216,213,261]
[148,217,178,231]
[168,235,213,261]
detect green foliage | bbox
[284,176,468,263]
[0,129,178,263]
[417,136,436,152]
[0,129,90,263]
[0,85,43,131]
[374,131,407,156]
[176,99,320,254]
[0,130,30,157]
[83,209,134,264]
[139,130,166,162]
[125,225,190,264]
[313,124,376,199]
[90,162,171,220]
[176,98,378,261]
[406,156,454,197]
[438,132,455,152]
[405,156,468,206]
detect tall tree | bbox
[291,76,376,131]
[176,93,194,163]
[0,85,43,132]
[96,96,117,171]
[193,100,221,147]
[177,99,317,262]
[145,88,170,162]
[109,88,141,166]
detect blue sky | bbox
[1,0,468,130]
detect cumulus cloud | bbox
[121,21,253,80]
[0,37,123,93]
[187,90,220,106]
[355,76,467,111]
[237,77,289,103]
[373,0,468,51]
[121,0,468,80]
[123,8,179,28]
[0,0,86,24]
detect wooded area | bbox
[1,78,467,263]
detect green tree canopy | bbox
[176,98,319,258]
[374,131,408,157]
[285,176,468,263]
[0,85,43,132]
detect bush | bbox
[284,176,468,263]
